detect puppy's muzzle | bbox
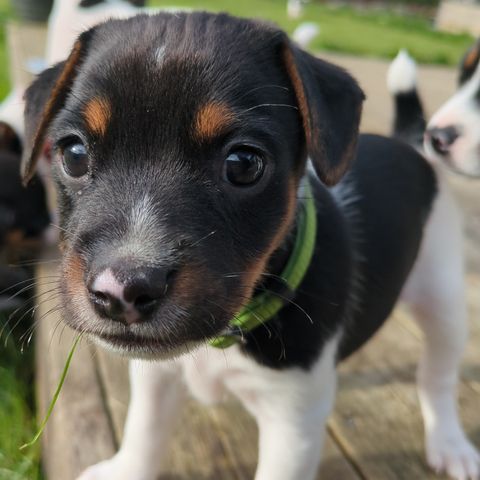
[425,126,459,156]
[87,261,175,325]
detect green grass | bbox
[0,316,42,480]
[151,0,474,65]
[0,0,13,99]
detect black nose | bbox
[427,126,459,155]
[123,267,170,314]
[88,265,174,325]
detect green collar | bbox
[209,181,317,349]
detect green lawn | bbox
[0,0,12,99]
[0,315,42,480]
[150,0,473,65]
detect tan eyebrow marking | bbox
[84,97,112,136]
[464,45,480,70]
[194,102,235,141]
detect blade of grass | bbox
[20,334,82,451]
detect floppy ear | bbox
[22,30,93,185]
[281,41,365,185]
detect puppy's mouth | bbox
[91,329,203,360]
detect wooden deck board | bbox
[34,54,480,480]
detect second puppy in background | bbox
[388,41,480,177]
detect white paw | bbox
[426,430,480,480]
[77,455,156,480]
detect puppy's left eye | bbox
[224,149,265,186]
[62,143,89,178]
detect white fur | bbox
[387,49,418,94]
[78,360,186,480]
[46,0,142,65]
[292,22,320,49]
[0,89,26,139]
[287,0,304,19]
[425,62,480,177]
[115,193,171,265]
[154,45,167,65]
[401,168,480,479]
[78,336,339,480]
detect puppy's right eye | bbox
[62,143,89,178]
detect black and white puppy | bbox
[23,12,478,480]
[388,41,480,177]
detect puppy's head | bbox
[23,12,363,358]
[425,38,480,177]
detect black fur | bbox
[79,0,145,8]
[243,135,436,368]
[23,12,436,368]
[0,127,49,245]
[392,90,426,148]
[459,38,480,87]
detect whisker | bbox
[9,258,61,268]
[0,274,59,296]
[236,84,290,101]
[1,287,61,345]
[190,230,217,248]
[241,103,298,114]
[49,222,75,236]
[260,286,314,325]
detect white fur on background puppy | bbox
[292,22,320,49]
[387,49,417,95]
[425,59,480,177]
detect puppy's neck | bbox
[260,195,304,299]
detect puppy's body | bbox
[22,12,479,480]
[241,134,437,369]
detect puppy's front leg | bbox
[254,396,335,480]
[78,359,185,480]
[241,338,338,480]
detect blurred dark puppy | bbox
[23,12,478,480]
[388,41,480,177]
[0,122,50,310]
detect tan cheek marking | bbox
[464,45,480,70]
[84,97,112,136]
[194,102,235,141]
[173,264,212,301]
[64,253,86,297]
[241,179,298,301]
